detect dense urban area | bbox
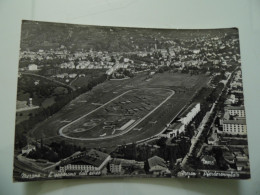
[14,21,249,181]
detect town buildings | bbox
[226,106,246,118]
[109,158,144,174]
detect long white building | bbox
[59,149,111,174]
[178,103,201,126]
[223,120,247,135]
[162,103,200,138]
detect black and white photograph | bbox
[13,20,250,182]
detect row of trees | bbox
[26,140,85,162]
[18,76,59,99]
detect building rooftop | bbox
[208,137,214,141]
[168,122,183,130]
[148,156,167,168]
[201,155,216,162]
[22,144,35,151]
[226,106,245,110]
[61,149,110,168]
[110,158,122,165]
[236,161,248,167]
[223,120,246,125]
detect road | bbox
[14,158,48,175]
[69,75,79,86]
[181,71,234,168]
[181,110,212,167]
[59,88,175,141]
[21,72,76,91]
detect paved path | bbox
[69,75,79,86]
[16,106,40,112]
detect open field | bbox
[16,75,69,109]
[28,72,209,148]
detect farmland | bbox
[29,72,209,148]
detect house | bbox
[148,156,169,175]
[60,62,75,69]
[193,49,200,54]
[69,73,77,78]
[236,161,249,171]
[56,74,65,79]
[79,74,86,77]
[169,50,176,57]
[149,71,156,76]
[22,144,36,155]
[109,159,122,174]
[201,155,216,165]
[226,106,245,118]
[34,80,40,85]
[28,64,37,71]
[109,158,144,174]
[56,73,68,79]
[76,64,87,69]
[236,154,249,162]
[163,122,184,138]
[76,61,90,69]
[124,58,130,63]
[223,151,235,164]
[207,137,215,145]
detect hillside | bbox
[20,20,238,52]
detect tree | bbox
[156,137,167,147]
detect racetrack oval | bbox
[58,88,175,141]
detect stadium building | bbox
[178,103,201,126]
[58,149,111,175]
